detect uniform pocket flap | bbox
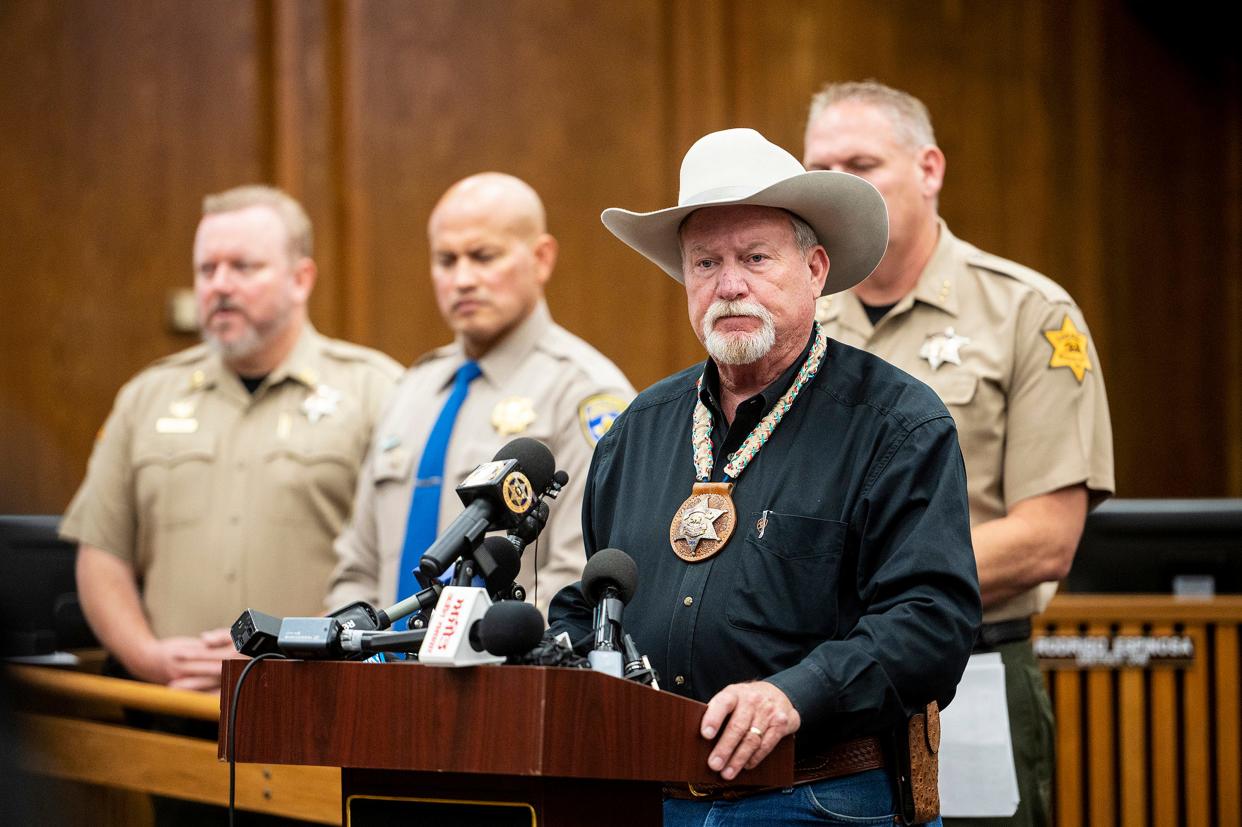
[927,371,978,406]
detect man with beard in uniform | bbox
[803,81,1114,827]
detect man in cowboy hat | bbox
[548,128,980,825]
[804,81,1114,827]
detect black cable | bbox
[228,652,287,827]
[531,534,540,611]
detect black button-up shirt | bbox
[549,331,981,751]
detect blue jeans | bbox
[663,768,943,826]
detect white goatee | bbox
[702,299,776,365]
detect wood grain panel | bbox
[220,660,793,787]
[1053,661,1083,827]
[1218,625,1241,827]
[269,0,348,337]
[337,0,680,388]
[1149,623,1178,824]
[1184,623,1210,827]
[723,0,1240,499]
[1,1,1240,514]
[0,0,268,513]
[1085,623,1116,827]
[18,712,339,822]
[1117,622,1147,827]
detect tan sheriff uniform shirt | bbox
[328,301,634,619]
[61,325,402,638]
[817,220,1114,623]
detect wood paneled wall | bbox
[2,0,1239,514]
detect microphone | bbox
[339,627,428,656]
[371,582,443,631]
[419,592,545,666]
[509,498,552,548]
[417,438,557,580]
[581,548,638,677]
[237,582,446,661]
[342,602,542,661]
[473,535,522,596]
[622,632,660,689]
[471,600,545,658]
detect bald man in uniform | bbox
[803,81,1114,827]
[62,185,401,692]
[328,173,634,619]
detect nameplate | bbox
[1034,633,1194,669]
[155,417,198,434]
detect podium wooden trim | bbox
[220,660,795,826]
[6,664,339,823]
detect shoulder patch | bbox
[1043,314,1091,382]
[578,393,627,446]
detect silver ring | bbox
[748,726,764,737]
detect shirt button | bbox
[224,571,237,582]
[683,596,694,607]
[674,675,686,686]
[230,515,240,525]
[236,460,246,470]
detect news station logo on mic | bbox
[460,460,534,519]
[418,587,505,666]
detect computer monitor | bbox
[0,515,97,656]
[1063,499,1242,594]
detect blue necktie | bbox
[396,360,483,604]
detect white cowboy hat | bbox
[601,128,888,296]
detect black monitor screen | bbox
[0,515,97,656]
[1063,499,1242,594]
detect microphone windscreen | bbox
[493,437,556,493]
[478,600,546,656]
[581,548,638,607]
[478,535,522,590]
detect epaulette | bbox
[410,343,456,368]
[320,337,403,376]
[966,249,1073,306]
[538,324,630,386]
[148,343,211,370]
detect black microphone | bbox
[371,582,443,631]
[509,499,551,548]
[338,627,428,656]
[417,438,557,580]
[470,600,546,658]
[622,632,660,689]
[474,535,522,596]
[581,548,638,677]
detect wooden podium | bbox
[220,660,794,826]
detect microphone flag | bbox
[418,586,505,667]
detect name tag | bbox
[156,417,198,434]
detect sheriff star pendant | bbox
[669,488,736,562]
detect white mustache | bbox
[703,299,772,330]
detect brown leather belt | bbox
[663,735,886,801]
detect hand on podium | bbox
[700,680,801,781]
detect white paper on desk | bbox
[938,652,1020,817]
